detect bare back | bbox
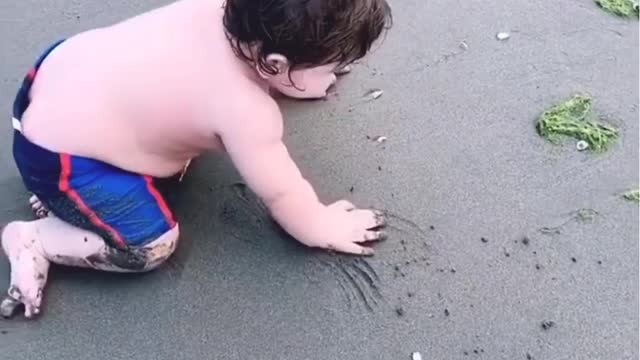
[21,0,264,177]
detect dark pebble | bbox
[521,237,530,246]
[571,257,577,263]
[597,260,602,265]
[450,268,456,273]
[429,225,435,230]
[541,320,555,330]
[481,237,488,243]
[526,353,534,360]
[535,264,541,270]
[0,330,7,335]
[504,252,510,257]
[395,307,404,316]
[377,166,382,171]
[464,351,469,356]
[444,308,450,316]
[407,292,414,298]
[473,350,479,354]
[349,186,354,193]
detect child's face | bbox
[268,62,338,99]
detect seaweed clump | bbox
[622,189,640,202]
[536,94,619,152]
[595,0,639,18]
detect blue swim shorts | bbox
[11,40,178,249]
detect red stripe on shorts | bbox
[58,154,127,248]
[144,176,176,227]
[26,67,37,80]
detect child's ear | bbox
[257,53,289,79]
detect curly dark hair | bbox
[223,0,392,75]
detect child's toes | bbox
[24,302,40,319]
[28,194,39,206]
[21,287,43,319]
[1,286,44,319]
[28,195,49,218]
[35,208,49,218]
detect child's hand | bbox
[221,102,386,256]
[308,200,386,256]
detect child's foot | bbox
[29,194,49,218]
[1,221,50,319]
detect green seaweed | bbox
[595,0,639,18]
[576,208,598,222]
[536,94,619,152]
[622,189,640,202]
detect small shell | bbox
[459,41,469,50]
[576,140,589,151]
[412,352,423,360]
[365,88,384,100]
[373,136,387,143]
[496,32,511,41]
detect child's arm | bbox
[220,104,385,255]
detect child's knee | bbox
[97,225,180,272]
[141,225,180,271]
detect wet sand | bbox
[0,0,638,359]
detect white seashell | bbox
[412,352,423,360]
[365,89,384,100]
[576,140,589,151]
[496,32,511,41]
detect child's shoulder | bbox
[215,79,283,138]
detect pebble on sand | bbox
[496,32,511,41]
[365,89,384,100]
[576,140,589,151]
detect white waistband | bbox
[12,117,22,133]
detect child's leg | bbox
[5,39,181,319]
[0,218,179,318]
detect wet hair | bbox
[223,0,392,75]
